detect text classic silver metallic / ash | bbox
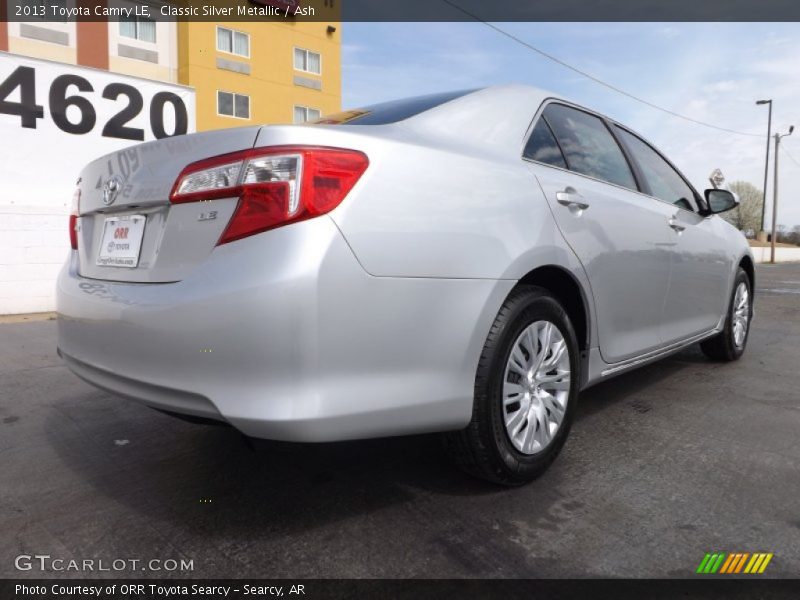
[57,86,754,485]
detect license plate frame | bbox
[96,215,146,268]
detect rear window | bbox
[311,90,477,125]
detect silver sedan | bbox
[57,86,754,484]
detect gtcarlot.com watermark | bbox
[15,554,194,573]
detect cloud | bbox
[704,80,745,94]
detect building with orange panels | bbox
[0,0,341,129]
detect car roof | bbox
[396,85,563,159]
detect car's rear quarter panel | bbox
[58,211,515,441]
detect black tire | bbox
[443,285,580,486]
[700,268,752,362]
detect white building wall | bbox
[751,245,800,264]
[0,206,69,314]
[0,53,195,315]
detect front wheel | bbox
[443,285,580,486]
[700,267,752,362]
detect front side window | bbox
[614,127,697,211]
[542,103,636,190]
[217,91,250,119]
[217,27,249,57]
[293,106,321,124]
[523,118,567,169]
[293,48,321,75]
[120,15,156,43]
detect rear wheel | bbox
[443,286,580,485]
[700,268,752,361]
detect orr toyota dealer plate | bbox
[96,215,146,268]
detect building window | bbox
[293,106,321,124]
[120,15,156,43]
[293,48,321,75]
[218,91,250,119]
[217,27,250,58]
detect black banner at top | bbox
[3,0,800,22]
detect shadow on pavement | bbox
[42,347,705,541]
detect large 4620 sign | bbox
[0,65,189,140]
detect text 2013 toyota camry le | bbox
[57,86,754,485]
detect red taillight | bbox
[69,215,78,250]
[169,146,369,245]
[69,188,80,250]
[219,183,290,244]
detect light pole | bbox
[771,125,794,264]
[756,99,773,237]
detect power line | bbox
[440,0,763,138]
[781,145,800,169]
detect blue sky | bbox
[341,23,800,227]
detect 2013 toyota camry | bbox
[57,86,754,484]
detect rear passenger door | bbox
[524,102,677,364]
[612,126,732,342]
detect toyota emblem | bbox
[102,176,122,206]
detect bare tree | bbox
[773,224,800,246]
[787,225,800,246]
[721,181,763,236]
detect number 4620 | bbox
[0,66,189,140]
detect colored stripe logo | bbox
[696,552,773,574]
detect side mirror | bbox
[704,189,739,215]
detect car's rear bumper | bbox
[58,348,225,421]
[57,216,512,441]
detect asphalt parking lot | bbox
[1,263,799,579]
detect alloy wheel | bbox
[732,282,750,349]
[502,320,571,455]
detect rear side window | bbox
[311,90,477,125]
[523,119,567,169]
[542,104,636,190]
[614,127,697,211]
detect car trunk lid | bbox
[75,127,262,283]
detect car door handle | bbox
[668,218,686,233]
[556,190,590,210]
